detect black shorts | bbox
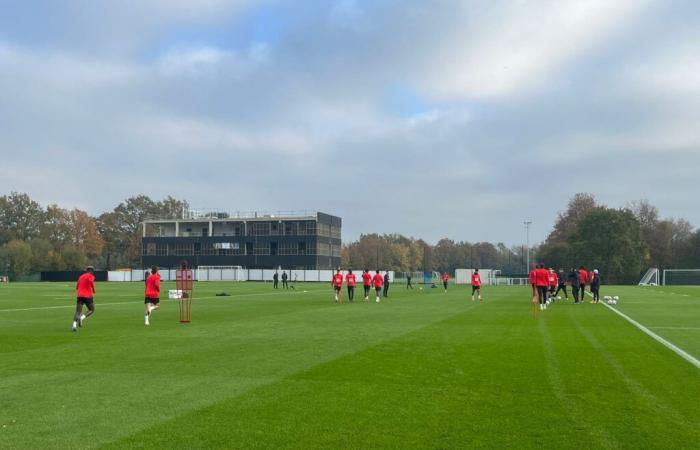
[472,285,480,293]
[77,297,94,306]
[145,297,160,304]
[549,286,555,293]
[334,286,341,292]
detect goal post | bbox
[638,268,660,286]
[662,269,700,286]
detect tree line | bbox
[342,193,700,284]
[1,191,698,283]
[0,192,188,279]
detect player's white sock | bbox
[471,296,474,301]
[80,314,86,321]
[72,321,77,329]
[145,315,149,325]
[539,304,543,311]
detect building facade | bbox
[141,211,341,270]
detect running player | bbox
[332,269,344,303]
[345,269,356,303]
[372,270,384,303]
[442,272,450,292]
[362,269,372,301]
[471,269,482,301]
[535,264,549,310]
[72,266,96,331]
[144,266,161,325]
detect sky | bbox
[1,0,699,246]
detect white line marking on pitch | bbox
[649,327,700,330]
[0,291,302,313]
[593,294,700,369]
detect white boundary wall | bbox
[108,269,394,283]
[455,269,497,285]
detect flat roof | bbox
[143,210,337,224]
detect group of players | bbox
[330,269,483,303]
[72,265,488,330]
[331,269,387,303]
[72,265,162,331]
[529,264,602,310]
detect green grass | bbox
[0,282,698,449]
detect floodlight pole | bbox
[524,221,532,273]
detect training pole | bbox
[176,263,193,324]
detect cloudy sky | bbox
[1,0,698,245]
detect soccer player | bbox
[547,268,558,303]
[273,272,279,289]
[144,266,161,326]
[578,266,588,298]
[346,269,356,303]
[554,269,569,300]
[529,264,537,300]
[535,264,549,310]
[569,268,581,304]
[362,269,372,301]
[373,270,384,303]
[72,266,96,331]
[471,269,482,301]
[332,269,343,303]
[406,273,413,289]
[383,271,390,298]
[590,269,601,303]
[442,272,450,292]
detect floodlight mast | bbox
[524,221,532,273]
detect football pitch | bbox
[1,282,698,449]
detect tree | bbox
[0,192,45,244]
[0,240,33,280]
[547,193,597,245]
[68,209,104,257]
[569,208,647,283]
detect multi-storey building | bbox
[141,210,341,270]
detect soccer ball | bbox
[557,296,562,300]
[419,287,423,290]
[613,296,619,301]
[376,298,380,303]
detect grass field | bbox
[1,281,698,449]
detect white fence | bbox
[108,269,394,283]
[454,269,498,285]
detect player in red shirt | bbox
[471,269,482,302]
[578,266,588,297]
[535,264,550,311]
[144,266,161,325]
[345,269,357,303]
[441,272,450,292]
[72,266,96,331]
[372,270,384,303]
[528,265,537,299]
[332,269,344,303]
[361,269,372,302]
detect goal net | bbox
[662,269,700,286]
[638,268,660,286]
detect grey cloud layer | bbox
[1,0,699,244]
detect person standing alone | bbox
[383,271,390,298]
[590,269,601,303]
[281,271,289,289]
[471,269,482,302]
[442,272,450,293]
